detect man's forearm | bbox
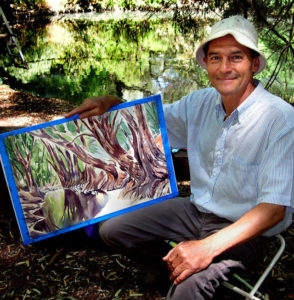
[206,202,286,259]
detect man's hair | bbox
[203,41,260,59]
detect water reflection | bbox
[0,12,211,104]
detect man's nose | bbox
[219,58,232,73]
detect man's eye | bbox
[209,56,220,62]
[231,56,243,61]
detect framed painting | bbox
[0,94,178,245]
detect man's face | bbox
[203,35,260,100]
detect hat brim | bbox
[195,31,267,75]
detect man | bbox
[65,16,294,299]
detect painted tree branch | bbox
[30,129,119,178]
[25,103,170,201]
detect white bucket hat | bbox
[196,15,267,75]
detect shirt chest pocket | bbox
[225,157,259,201]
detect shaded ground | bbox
[0,211,167,300]
[0,84,77,129]
[0,84,294,299]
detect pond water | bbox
[0,12,212,104]
[0,12,292,104]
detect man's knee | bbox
[99,218,123,247]
[167,271,219,300]
[99,215,140,249]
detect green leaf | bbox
[44,127,61,139]
[66,122,77,135]
[55,124,66,133]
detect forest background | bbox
[0,1,294,300]
[0,0,293,103]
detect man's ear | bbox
[252,57,260,73]
[203,56,208,65]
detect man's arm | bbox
[163,202,285,285]
[64,95,123,119]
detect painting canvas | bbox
[0,94,178,245]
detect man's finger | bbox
[162,246,175,262]
[174,268,193,285]
[63,107,81,118]
[64,104,92,118]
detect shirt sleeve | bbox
[163,98,189,149]
[258,124,294,210]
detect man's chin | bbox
[216,86,237,97]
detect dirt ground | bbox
[0,84,294,299]
[0,84,77,129]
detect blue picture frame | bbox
[0,94,178,245]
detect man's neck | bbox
[222,81,257,118]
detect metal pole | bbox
[0,5,28,69]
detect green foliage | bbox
[77,157,85,172]
[56,124,66,133]
[144,102,160,137]
[116,127,130,151]
[1,14,203,103]
[6,0,47,10]
[65,0,176,10]
[31,139,48,186]
[87,137,101,153]
[115,120,131,151]
[1,2,293,102]
[66,122,77,135]
[44,127,61,139]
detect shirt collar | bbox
[215,80,264,124]
[215,94,226,124]
[235,80,263,121]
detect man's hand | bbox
[64,95,123,119]
[162,239,215,285]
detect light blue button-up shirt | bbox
[164,82,294,236]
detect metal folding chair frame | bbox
[222,234,286,300]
